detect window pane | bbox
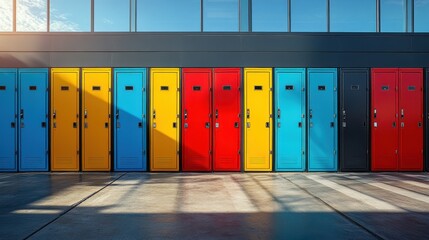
[414,0,429,32]
[203,0,239,32]
[291,0,327,32]
[252,0,287,32]
[50,0,90,32]
[330,0,376,32]
[137,0,200,31]
[381,0,406,32]
[0,0,13,32]
[240,0,249,32]
[17,0,47,32]
[95,0,130,32]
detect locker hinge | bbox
[108,114,111,118]
[270,114,273,118]
[177,114,181,118]
[109,151,112,155]
[77,150,80,155]
[270,87,273,91]
[177,88,180,91]
[109,88,111,92]
[77,88,79,92]
[302,151,305,155]
[270,150,273,154]
[238,150,241,155]
[143,88,146,92]
[177,150,180,155]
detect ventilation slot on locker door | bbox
[193,86,201,91]
[0,86,5,90]
[351,85,360,90]
[254,86,263,90]
[61,86,69,91]
[408,86,416,91]
[29,86,37,90]
[381,86,389,91]
[125,86,134,91]
[286,85,294,90]
[223,85,231,90]
[318,86,326,91]
[161,86,169,90]
[92,86,101,91]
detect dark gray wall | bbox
[1,33,429,68]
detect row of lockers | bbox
[0,67,427,172]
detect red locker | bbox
[371,68,424,171]
[371,68,398,171]
[398,69,423,171]
[182,68,212,171]
[213,68,241,171]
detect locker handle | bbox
[246,109,250,119]
[41,122,46,128]
[342,110,346,120]
[73,122,77,128]
[11,122,15,128]
[373,109,377,119]
[20,109,24,119]
[138,122,142,128]
[298,122,302,128]
[184,110,188,120]
[205,122,210,128]
[266,122,270,128]
[53,110,56,119]
[393,122,396,128]
[330,122,334,128]
[418,122,422,128]
[153,110,156,119]
[277,109,281,119]
[116,110,119,119]
[173,122,177,128]
[309,109,313,119]
[401,109,404,118]
[84,109,88,119]
[215,109,218,119]
[234,122,239,128]
[105,122,109,128]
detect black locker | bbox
[339,68,370,171]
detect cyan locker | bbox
[18,69,49,171]
[274,68,306,171]
[308,68,338,171]
[114,68,147,171]
[0,69,17,172]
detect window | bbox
[137,0,200,31]
[291,0,327,32]
[252,0,287,32]
[239,0,249,31]
[380,0,406,32]
[0,0,13,32]
[414,0,429,32]
[330,0,376,32]
[50,0,90,32]
[16,0,47,32]
[203,0,239,32]
[94,0,130,32]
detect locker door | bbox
[398,68,423,171]
[426,69,429,172]
[274,68,306,171]
[371,68,398,171]
[244,68,272,171]
[51,68,80,171]
[114,68,147,171]
[182,68,212,171]
[82,68,111,171]
[213,68,241,171]
[18,69,49,171]
[150,68,180,171]
[308,68,338,171]
[339,68,370,172]
[0,69,17,172]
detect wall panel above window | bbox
[137,0,200,32]
[94,0,130,32]
[330,0,376,32]
[291,0,327,32]
[252,0,288,32]
[50,0,91,32]
[16,0,48,32]
[0,0,13,32]
[414,0,429,32]
[203,0,239,32]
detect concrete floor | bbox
[0,173,428,240]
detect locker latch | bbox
[11,122,15,128]
[392,122,396,128]
[84,109,88,119]
[153,110,156,119]
[116,110,119,119]
[215,109,219,119]
[138,122,142,128]
[153,123,156,128]
[418,122,422,128]
[53,110,56,119]
[401,109,404,118]
[401,122,404,128]
[216,123,220,128]
[246,122,251,128]
[265,122,270,128]
[205,122,210,128]
[246,109,250,119]
[309,109,313,119]
[173,122,177,128]
[298,122,302,128]
[277,109,281,119]
[373,109,377,118]
[20,109,24,120]
[41,122,46,128]
[117,122,121,128]
[73,122,77,128]
[234,122,239,128]
[330,122,334,128]
[105,122,109,128]
[53,122,57,128]
[184,123,188,128]
[342,110,346,120]
[184,110,188,120]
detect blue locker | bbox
[0,69,18,172]
[18,69,49,171]
[114,68,147,171]
[308,68,338,171]
[274,68,306,171]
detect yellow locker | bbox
[150,68,180,171]
[82,68,111,171]
[244,68,273,171]
[51,68,80,171]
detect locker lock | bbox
[20,109,24,119]
[277,109,281,119]
[116,110,119,119]
[184,110,188,120]
[309,109,313,119]
[401,109,404,118]
[153,110,156,119]
[246,109,250,119]
[84,109,88,119]
[53,110,56,119]
[215,109,219,119]
[342,110,346,120]
[373,109,377,118]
